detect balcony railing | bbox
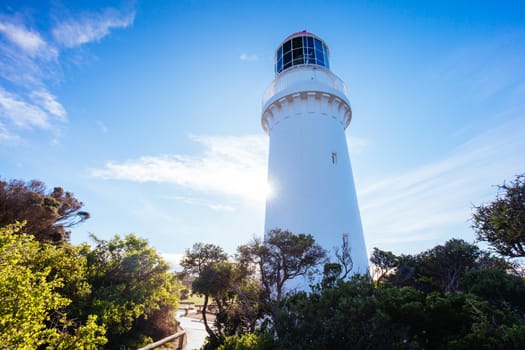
[262,65,349,107]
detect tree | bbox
[237,229,326,321]
[183,243,260,346]
[473,173,525,258]
[273,275,525,350]
[370,247,398,284]
[0,223,106,349]
[0,179,89,244]
[81,234,180,349]
[275,276,389,350]
[460,268,525,313]
[192,261,237,343]
[418,239,481,293]
[181,242,229,342]
[386,239,508,293]
[181,242,229,277]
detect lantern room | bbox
[275,30,330,74]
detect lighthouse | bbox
[262,31,368,286]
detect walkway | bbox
[176,311,210,350]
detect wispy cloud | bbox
[167,195,236,212]
[0,87,51,129]
[0,122,19,142]
[0,18,63,141]
[31,90,66,120]
[52,8,135,48]
[91,134,269,202]
[0,6,135,143]
[0,16,59,87]
[360,118,525,252]
[0,21,56,58]
[240,53,259,61]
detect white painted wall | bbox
[262,66,368,290]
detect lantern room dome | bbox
[275,30,330,75]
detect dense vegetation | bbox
[0,180,180,349]
[1,173,524,349]
[180,174,525,350]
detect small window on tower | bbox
[331,152,338,164]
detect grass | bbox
[182,292,205,305]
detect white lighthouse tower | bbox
[262,31,368,285]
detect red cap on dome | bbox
[284,30,313,40]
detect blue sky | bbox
[1,0,524,268]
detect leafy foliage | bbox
[370,247,398,284]
[216,332,275,350]
[238,229,326,308]
[276,276,390,350]
[0,223,106,349]
[181,242,229,277]
[383,239,509,293]
[193,261,238,341]
[0,226,180,350]
[273,275,525,350]
[80,234,181,349]
[0,179,89,244]
[183,243,260,344]
[473,173,525,257]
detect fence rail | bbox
[137,330,186,350]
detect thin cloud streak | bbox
[31,90,66,120]
[0,122,19,142]
[167,195,236,212]
[0,87,50,129]
[0,20,57,59]
[240,53,259,61]
[91,135,269,202]
[52,8,135,48]
[360,118,525,251]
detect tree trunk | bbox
[201,294,217,340]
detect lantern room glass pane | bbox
[292,37,302,49]
[307,36,314,48]
[315,49,324,66]
[284,51,292,62]
[283,51,292,69]
[283,40,291,54]
[314,39,323,52]
[305,47,315,64]
[276,46,283,73]
[292,48,304,65]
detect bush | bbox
[216,332,275,350]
